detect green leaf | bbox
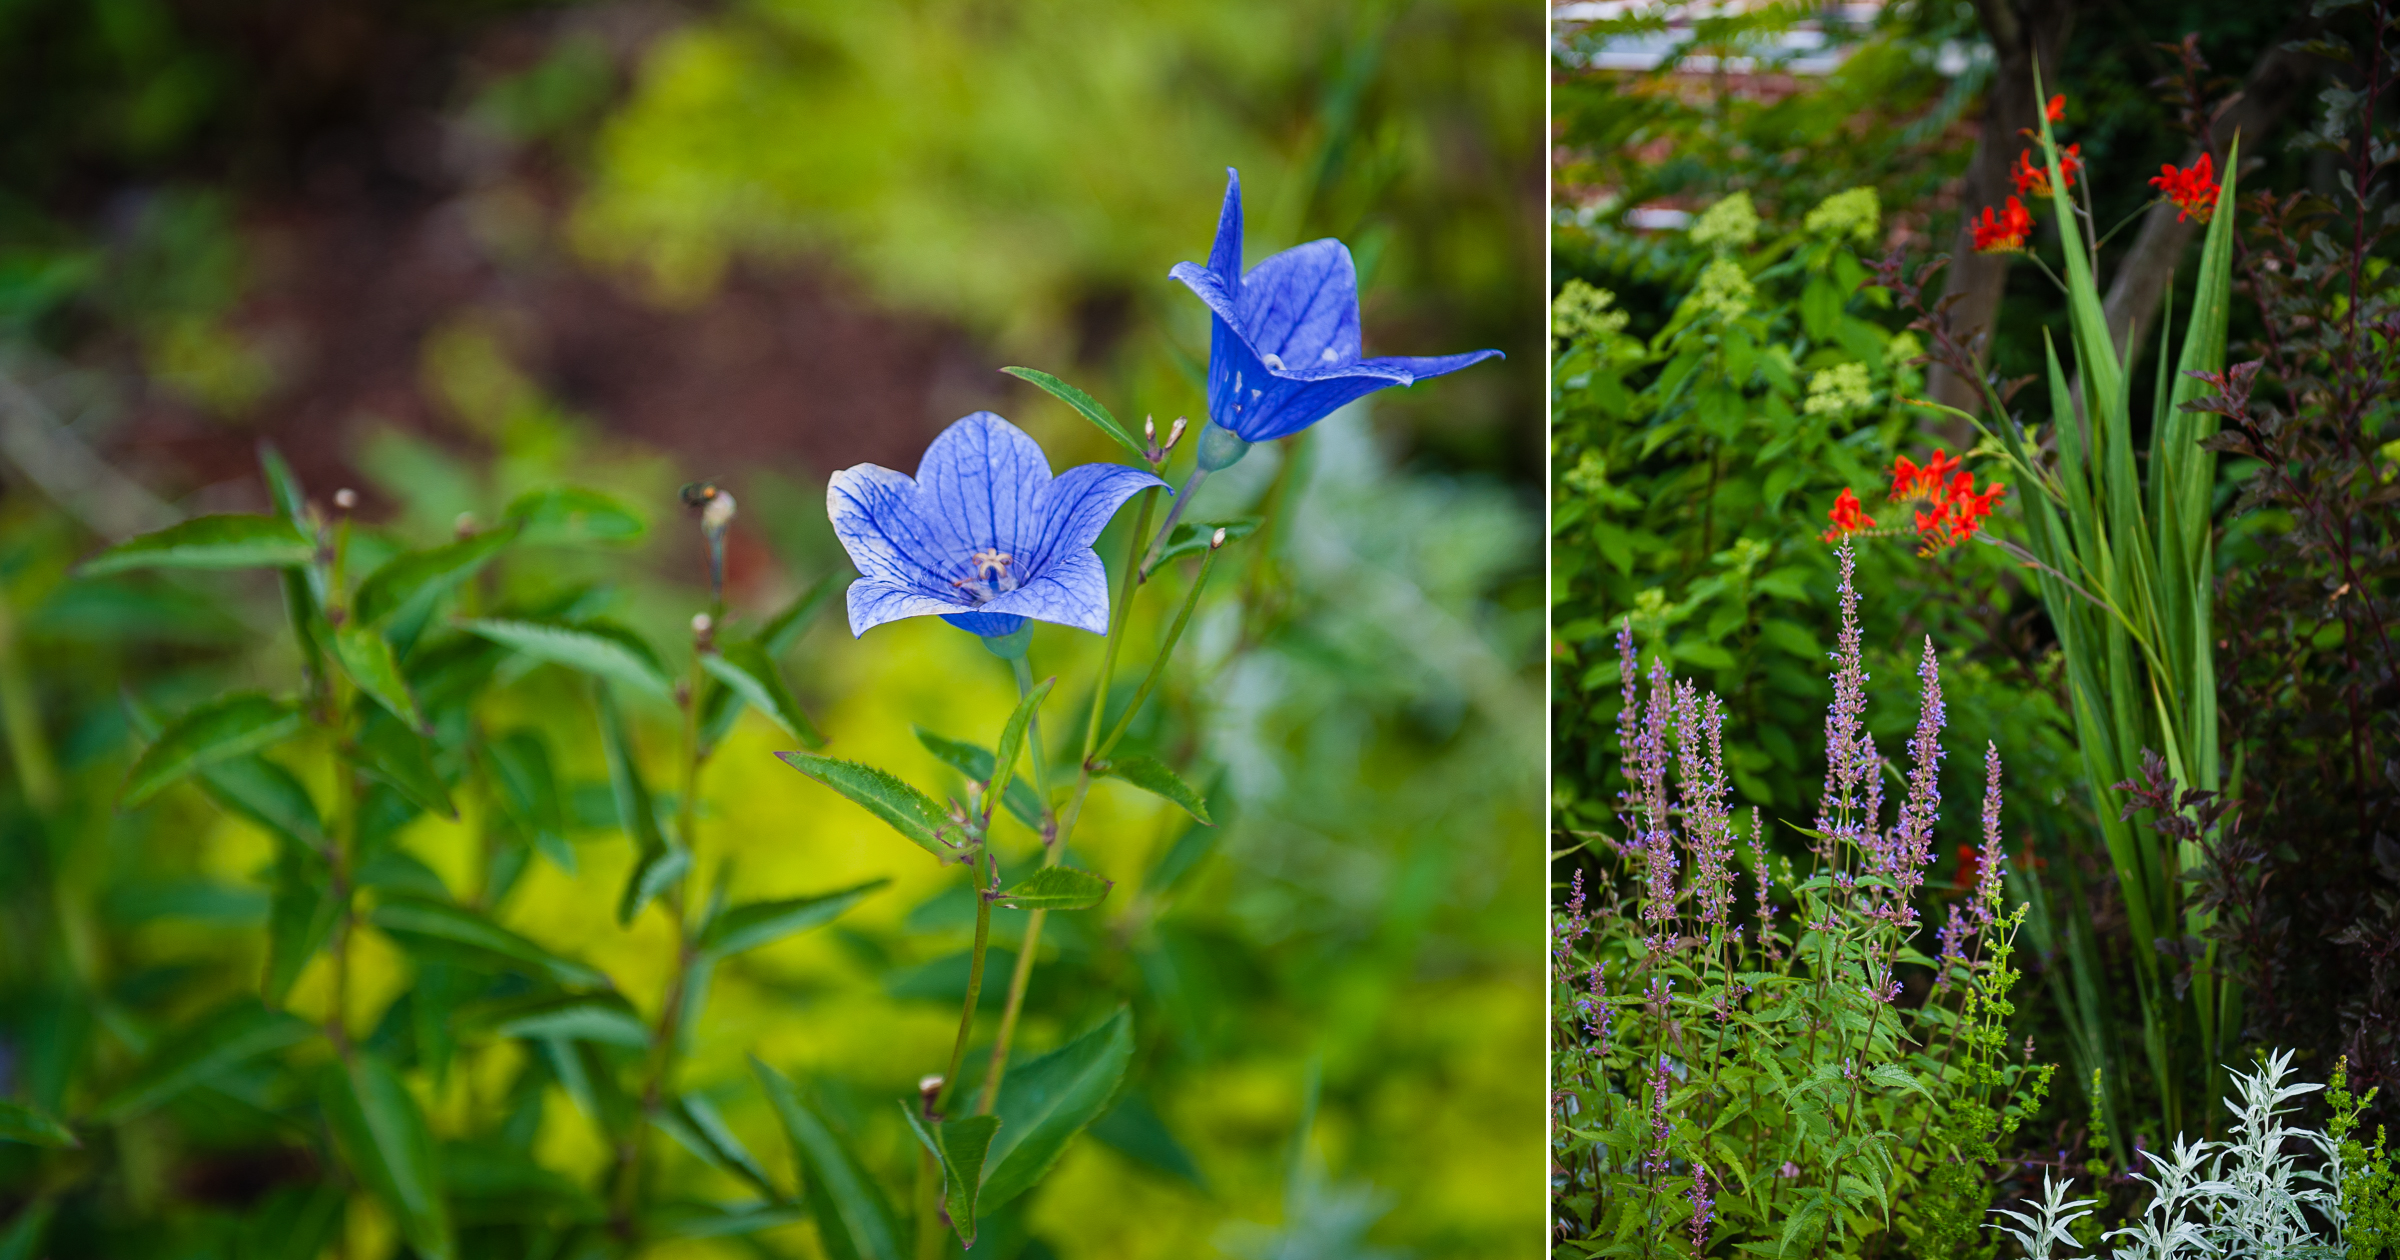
[440,1141,604,1226]
[653,1093,778,1200]
[79,514,315,577]
[0,1201,54,1260]
[987,675,1054,825]
[201,755,326,849]
[978,1007,1134,1209]
[121,693,304,809]
[1154,518,1259,566]
[641,1202,807,1241]
[753,1058,902,1260]
[913,728,1043,831]
[322,1052,453,1260]
[0,1099,74,1148]
[259,443,308,523]
[701,641,825,747]
[995,866,1112,911]
[346,714,456,818]
[1088,1093,1203,1187]
[370,897,607,988]
[353,526,518,627]
[1001,366,1150,465]
[902,1107,1000,1247]
[265,843,339,1005]
[505,486,646,545]
[774,752,965,859]
[697,878,888,960]
[759,569,849,654]
[1094,754,1212,824]
[594,683,682,924]
[461,618,672,698]
[332,623,426,730]
[485,729,572,872]
[620,844,692,928]
[459,991,650,1047]
[93,999,316,1120]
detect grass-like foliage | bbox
[1551,540,2052,1256]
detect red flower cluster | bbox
[2150,153,2220,224]
[1891,450,2006,553]
[2011,144,2081,197]
[2045,93,2065,123]
[1972,198,2033,254]
[1821,487,1875,542]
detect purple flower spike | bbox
[829,411,1166,638]
[1171,169,1502,444]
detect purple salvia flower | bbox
[1689,1161,1715,1251]
[1934,902,1969,991]
[1586,959,1611,1051]
[1975,741,2008,928]
[1616,619,1640,807]
[1884,638,1947,927]
[1817,539,1872,841]
[1644,1054,1674,1176]
[1748,809,1782,960]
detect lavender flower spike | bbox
[829,411,1166,638]
[1170,169,1502,465]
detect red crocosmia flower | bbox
[2150,153,2220,224]
[1821,487,1875,542]
[1972,198,2033,254]
[2011,145,2081,198]
[2045,94,2065,123]
[1889,449,1961,503]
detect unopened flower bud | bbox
[332,488,357,511]
[691,612,713,636]
[1143,416,1156,441]
[1210,527,1227,549]
[454,511,476,537]
[919,1074,944,1096]
[1163,417,1188,451]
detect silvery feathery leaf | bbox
[828,411,1165,638]
[1169,168,1502,444]
[1989,1170,2099,1260]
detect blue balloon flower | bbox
[829,411,1166,639]
[1169,168,1503,459]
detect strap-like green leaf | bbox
[92,998,316,1120]
[701,641,825,747]
[79,514,315,577]
[775,752,964,859]
[978,1007,1133,1209]
[0,1099,75,1148]
[913,729,1043,831]
[697,878,888,960]
[353,525,518,627]
[995,866,1112,911]
[505,486,646,545]
[322,1052,453,1260]
[461,618,672,698]
[121,693,304,809]
[1001,366,1151,465]
[1094,754,1213,824]
[753,1058,902,1260]
[370,897,607,988]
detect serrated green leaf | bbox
[1154,518,1259,566]
[461,618,671,698]
[370,897,606,988]
[902,1107,1000,1247]
[979,1007,1133,1209]
[346,714,455,818]
[80,514,315,577]
[332,623,425,729]
[774,752,964,859]
[913,728,1043,831]
[122,693,304,809]
[93,999,316,1120]
[996,866,1112,911]
[322,1052,453,1260]
[505,486,646,545]
[1001,366,1150,465]
[698,879,887,961]
[0,1099,74,1148]
[753,1058,902,1260]
[1094,754,1212,824]
[701,641,824,747]
[353,525,518,627]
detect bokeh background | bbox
[0,1,1545,1256]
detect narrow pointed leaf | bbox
[1001,367,1149,465]
[370,897,606,988]
[0,1099,75,1148]
[902,1107,1000,1247]
[505,486,646,545]
[640,1202,807,1240]
[697,878,888,960]
[321,1052,453,1260]
[332,624,426,729]
[347,715,455,818]
[485,729,571,871]
[259,442,308,523]
[653,1094,778,1200]
[461,618,671,698]
[987,676,1053,823]
[913,729,1043,831]
[978,1007,1134,1209]
[594,683,679,922]
[753,1058,902,1260]
[93,999,316,1120]
[1094,754,1212,824]
[1155,518,1259,566]
[619,844,692,927]
[354,525,519,627]
[265,844,339,1004]
[759,569,848,654]
[80,514,315,577]
[122,694,304,809]
[775,753,964,859]
[995,866,1112,911]
[701,641,824,747]
[460,991,650,1047]
[0,1201,53,1260]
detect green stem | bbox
[1139,469,1206,582]
[978,659,1057,1116]
[1094,544,1221,763]
[932,842,994,1123]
